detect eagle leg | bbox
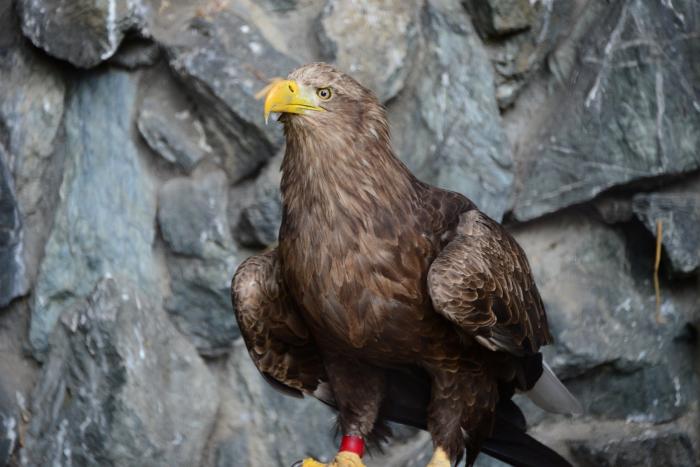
[425,360,498,466]
[324,353,386,437]
[291,356,382,467]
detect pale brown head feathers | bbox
[275,63,416,223]
[281,63,390,146]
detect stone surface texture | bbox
[165,9,297,182]
[632,179,700,274]
[513,212,697,424]
[231,152,283,248]
[23,278,219,467]
[137,67,212,172]
[0,144,26,308]
[511,0,700,220]
[390,0,514,221]
[17,0,151,68]
[158,169,240,356]
[570,430,696,467]
[0,376,17,467]
[29,70,157,359]
[317,0,420,103]
[0,0,697,466]
[464,0,535,38]
[0,3,66,308]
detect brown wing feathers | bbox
[428,208,551,355]
[231,249,326,397]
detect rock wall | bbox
[0,0,698,466]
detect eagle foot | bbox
[426,447,451,467]
[291,459,326,467]
[292,452,365,467]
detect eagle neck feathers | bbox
[280,115,419,227]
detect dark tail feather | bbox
[493,398,526,432]
[338,367,572,467]
[481,418,572,467]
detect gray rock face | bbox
[390,0,513,221]
[317,0,420,102]
[17,0,151,68]
[209,340,337,467]
[514,213,697,423]
[137,71,212,172]
[30,70,157,358]
[569,431,696,467]
[233,154,282,248]
[594,194,635,224]
[165,253,240,357]
[167,10,297,182]
[0,6,66,305]
[513,0,700,221]
[0,419,14,467]
[464,0,535,38]
[23,278,219,467]
[564,362,694,423]
[158,170,230,257]
[0,377,17,467]
[516,213,650,374]
[0,145,27,308]
[110,36,161,69]
[478,0,578,110]
[633,188,700,274]
[158,170,240,355]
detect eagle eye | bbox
[317,87,332,100]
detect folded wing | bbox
[428,209,551,356]
[231,249,327,399]
[428,209,581,414]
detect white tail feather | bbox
[524,361,583,414]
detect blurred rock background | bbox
[0,0,698,465]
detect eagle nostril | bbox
[289,83,294,93]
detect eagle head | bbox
[263,63,385,136]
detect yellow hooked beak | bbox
[262,80,324,124]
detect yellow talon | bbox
[298,459,327,467]
[426,447,451,467]
[331,452,365,467]
[295,452,365,467]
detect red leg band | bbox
[339,435,365,458]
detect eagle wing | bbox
[427,209,552,355]
[231,248,327,399]
[231,249,464,429]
